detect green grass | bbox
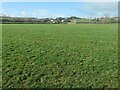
[2,24,118,88]
[0,24,2,88]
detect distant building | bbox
[51,20,53,22]
[61,20,64,22]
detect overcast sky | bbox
[1,2,118,18]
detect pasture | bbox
[2,24,118,88]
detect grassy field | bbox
[2,24,118,88]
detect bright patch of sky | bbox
[1,2,118,18]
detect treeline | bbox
[0,15,118,24]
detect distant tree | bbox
[69,16,80,20]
